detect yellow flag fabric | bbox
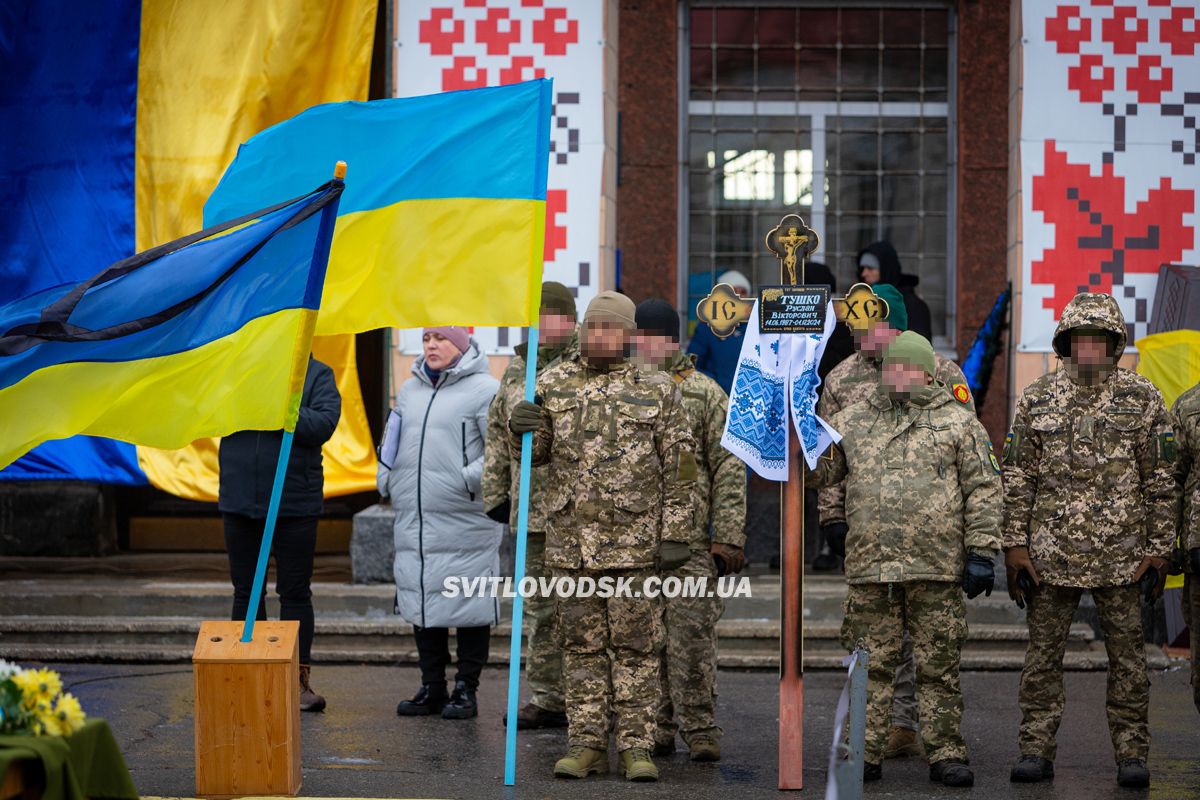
[133,0,378,502]
[1137,328,1200,590]
[1136,329,1200,409]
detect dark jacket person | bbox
[219,356,341,713]
[856,240,934,342]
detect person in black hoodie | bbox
[856,241,934,342]
[219,356,341,713]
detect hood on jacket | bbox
[856,241,903,286]
[802,260,837,292]
[1051,292,1127,359]
[412,337,491,387]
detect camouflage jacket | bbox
[1001,293,1178,587]
[514,357,697,570]
[482,332,579,531]
[816,350,974,527]
[662,350,747,550]
[1172,382,1200,568]
[807,383,1001,585]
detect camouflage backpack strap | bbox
[671,367,694,385]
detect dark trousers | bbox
[223,513,318,663]
[413,624,491,690]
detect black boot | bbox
[442,680,478,719]
[503,702,568,730]
[930,759,974,787]
[1116,758,1150,788]
[1009,755,1054,783]
[863,762,882,782]
[397,683,447,716]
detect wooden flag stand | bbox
[193,620,302,798]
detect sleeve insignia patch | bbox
[952,383,971,405]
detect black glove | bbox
[1015,569,1038,610]
[822,522,849,559]
[1191,548,1200,575]
[508,399,545,434]
[1138,568,1159,605]
[485,499,511,525]
[962,552,995,599]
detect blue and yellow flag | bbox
[206,80,552,334]
[0,180,343,470]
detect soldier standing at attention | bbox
[1003,292,1177,789]
[1172,379,1200,716]
[507,291,696,782]
[631,298,747,763]
[482,281,579,729]
[807,331,1001,787]
[816,283,975,760]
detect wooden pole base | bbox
[193,620,301,798]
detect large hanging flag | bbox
[0,180,343,470]
[205,80,553,334]
[0,0,378,498]
[961,288,1010,411]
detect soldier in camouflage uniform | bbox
[816,283,975,760]
[1002,292,1177,789]
[808,330,1001,787]
[1173,380,1200,715]
[508,291,696,782]
[482,281,579,729]
[631,298,747,763]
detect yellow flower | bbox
[12,668,63,712]
[54,693,87,735]
[33,706,63,737]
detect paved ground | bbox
[48,662,1199,799]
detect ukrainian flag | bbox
[0,180,343,470]
[206,80,553,334]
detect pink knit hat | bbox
[423,326,470,354]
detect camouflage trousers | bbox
[891,633,919,731]
[1183,574,1200,714]
[523,532,564,712]
[554,568,663,751]
[1019,583,1149,762]
[656,549,724,746]
[840,580,968,765]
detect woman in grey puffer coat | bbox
[377,326,501,720]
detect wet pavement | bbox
[49,662,1199,799]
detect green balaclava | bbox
[872,283,908,332]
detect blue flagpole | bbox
[503,324,539,786]
[241,430,295,642]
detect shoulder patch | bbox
[1002,430,1019,465]
[952,383,971,405]
[1160,431,1178,462]
[987,441,1001,474]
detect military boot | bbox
[618,748,659,782]
[1009,755,1054,783]
[930,759,974,787]
[883,725,923,758]
[553,746,608,779]
[686,733,720,762]
[1117,758,1150,788]
[652,738,676,757]
[504,702,568,730]
[299,665,326,713]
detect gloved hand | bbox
[1169,547,1188,576]
[1004,546,1041,609]
[710,542,745,575]
[962,552,995,599]
[658,540,691,571]
[822,522,849,559]
[1133,556,1168,604]
[508,399,545,434]
[485,499,511,525]
[1191,548,1200,575]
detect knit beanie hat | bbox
[883,330,936,378]
[423,326,470,354]
[540,281,577,319]
[583,291,637,331]
[634,298,680,341]
[872,283,908,331]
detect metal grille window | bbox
[685,4,955,345]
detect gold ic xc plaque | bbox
[695,283,754,340]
